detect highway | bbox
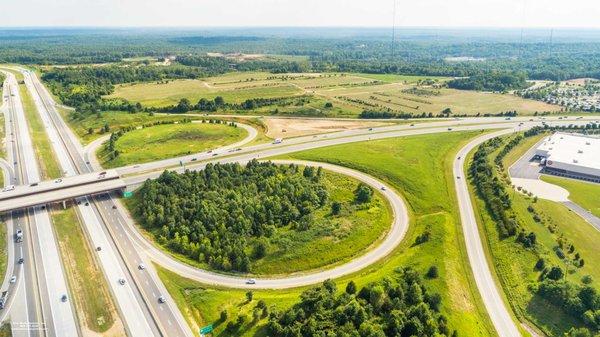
[4,68,600,337]
[21,69,193,337]
[1,70,78,337]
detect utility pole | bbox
[391,0,397,59]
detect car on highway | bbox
[138,263,146,270]
[10,276,16,283]
[447,128,453,131]
[246,279,256,285]
[15,229,23,243]
[29,183,38,187]
[61,294,68,302]
[1,185,15,192]
[118,278,126,285]
[54,178,62,183]
[158,296,166,303]
[18,258,24,264]
[381,186,386,191]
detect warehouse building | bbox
[535,132,600,183]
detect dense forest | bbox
[447,71,529,92]
[132,161,330,272]
[3,28,600,81]
[267,268,453,337]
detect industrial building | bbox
[535,132,600,183]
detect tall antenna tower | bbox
[391,0,397,59]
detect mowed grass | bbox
[468,134,600,336]
[541,175,600,218]
[156,131,497,337]
[97,122,247,168]
[52,207,118,333]
[108,79,303,107]
[18,84,62,180]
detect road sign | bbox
[199,324,213,334]
[123,191,133,198]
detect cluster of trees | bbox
[537,279,600,331]
[133,161,329,272]
[268,267,454,337]
[447,71,529,92]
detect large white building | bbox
[535,132,600,182]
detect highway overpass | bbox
[0,170,126,212]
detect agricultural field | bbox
[468,133,600,336]
[107,71,560,117]
[541,175,600,218]
[97,122,247,168]
[156,131,497,337]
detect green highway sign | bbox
[199,324,213,334]
[123,191,133,198]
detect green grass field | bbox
[59,109,206,145]
[107,71,559,117]
[97,122,247,168]
[467,134,600,336]
[52,207,118,333]
[18,84,62,180]
[541,175,600,218]
[156,131,497,337]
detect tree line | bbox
[267,267,454,337]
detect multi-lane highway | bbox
[21,69,193,337]
[3,66,600,337]
[1,70,78,337]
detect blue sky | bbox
[4,0,600,28]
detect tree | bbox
[546,266,564,280]
[331,201,342,215]
[252,240,267,259]
[355,183,373,204]
[346,281,357,295]
[246,291,253,302]
[426,266,439,279]
[220,310,228,321]
[324,102,333,108]
[87,127,94,135]
[175,98,192,113]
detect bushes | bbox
[134,161,328,272]
[268,268,453,337]
[537,279,600,330]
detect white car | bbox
[246,279,256,285]
[10,276,16,283]
[138,263,146,270]
[118,278,126,285]
[2,185,15,192]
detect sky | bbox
[3,0,600,28]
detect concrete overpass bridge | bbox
[0,169,126,212]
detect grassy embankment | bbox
[467,132,600,336]
[97,122,247,168]
[108,71,558,117]
[16,75,121,333]
[126,169,391,276]
[541,175,600,218]
[154,131,497,337]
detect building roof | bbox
[537,132,600,171]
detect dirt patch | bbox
[264,118,393,139]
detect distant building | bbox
[535,132,600,182]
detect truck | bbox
[15,229,23,243]
[0,291,7,309]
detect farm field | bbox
[156,131,497,337]
[97,122,247,168]
[468,133,600,336]
[107,71,560,117]
[541,175,600,218]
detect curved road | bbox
[112,160,409,289]
[453,129,522,337]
